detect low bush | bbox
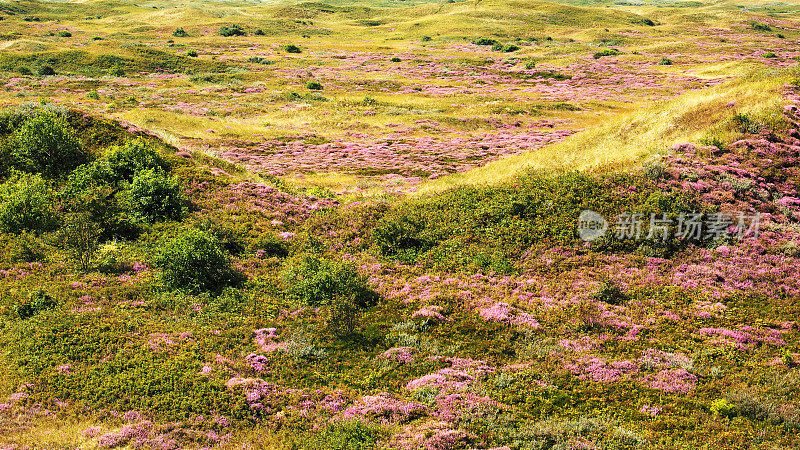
[0,172,59,234]
[284,44,302,53]
[281,254,378,308]
[594,48,621,59]
[219,24,245,37]
[153,228,244,294]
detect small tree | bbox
[0,172,58,234]
[58,212,102,272]
[153,228,243,294]
[124,169,185,224]
[9,112,86,178]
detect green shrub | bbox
[751,21,772,31]
[187,50,198,57]
[281,255,378,308]
[306,81,323,90]
[38,65,55,76]
[86,90,100,100]
[763,51,778,58]
[219,24,245,37]
[307,420,380,450]
[57,212,102,272]
[253,29,265,36]
[503,44,520,52]
[108,66,124,77]
[491,43,504,51]
[525,60,536,69]
[123,169,185,224]
[173,27,189,37]
[57,30,72,37]
[0,172,58,234]
[9,112,86,178]
[153,228,243,294]
[711,398,736,417]
[658,57,673,65]
[594,48,621,59]
[284,44,302,53]
[473,37,498,46]
[592,280,626,305]
[247,56,273,65]
[390,56,401,62]
[251,232,289,257]
[14,289,56,319]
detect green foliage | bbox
[123,169,185,224]
[658,57,673,65]
[763,52,778,59]
[594,48,621,59]
[57,30,72,37]
[248,56,273,65]
[8,112,87,178]
[187,50,198,58]
[306,81,323,90]
[86,90,100,100]
[711,398,736,417]
[14,289,56,319]
[153,228,243,294]
[57,212,102,272]
[751,22,772,32]
[593,280,626,305]
[38,65,55,76]
[0,172,58,234]
[281,254,378,308]
[307,420,380,450]
[284,44,302,53]
[503,44,520,52]
[219,24,245,37]
[390,56,401,62]
[473,37,498,46]
[173,27,189,37]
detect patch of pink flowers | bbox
[645,369,698,393]
[341,393,426,424]
[566,356,638,383]
[478,302,540,328]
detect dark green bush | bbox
[187,50,198,57]
[306,81,323,90]
[390,56,401,62]
[592,280,626,305]
[173,27,189,37]
[219,24,245,37]
[284,44,302,53]
[14,289,56,319]
[57,31,72,37]
[473,37,498,46]
[281,255,378,308]
[594,48,621,59]
[38,65,55,76]
[0,172,59,234]
[123,169,186,224]
[57,212,102,272]
[8,112,87,178]
[153,228,244,294]
[658,57,673,65]
[503,44,520,52]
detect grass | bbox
[416,66,790,194]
